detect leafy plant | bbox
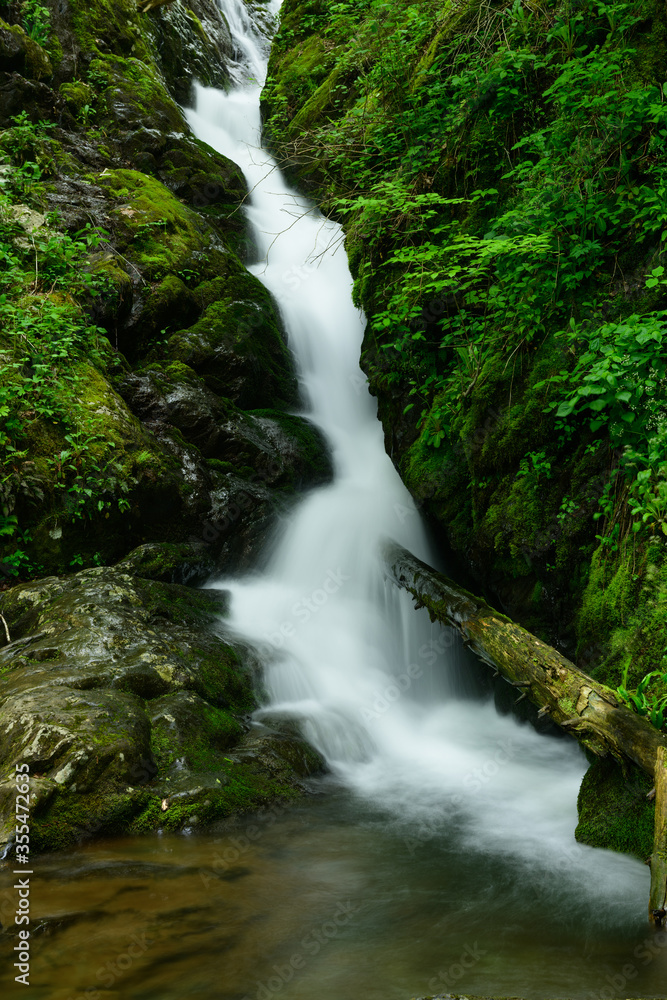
[20,0,51,46]
[616,668,667,731]
[0,153,127,577]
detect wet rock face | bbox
[117,363,331,489]
[0,557,325,852]
[148,0,234,104]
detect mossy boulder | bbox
[140,274,200,336]
[233,723,326,781]
[0,18,52,80]
[0,565,321,852]
[115,540,216,584]
[167,293,298,408]
[84,250,135,330]
[98,167,229,283]
[576,756,655,860]
[149,690,244,772]
[3,353,205,576]
[118,361,331,489]
[94,167,258,358]
[58,79,93,113]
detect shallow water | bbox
[0,784,664,1000]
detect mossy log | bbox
[649,746,667,925]
[383,540,667,779]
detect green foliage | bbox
[20,0,51,46]
[616,667,667,730]
[0,112,55,170]
[0,145,128,578]
[268,0,667,562]
[537,311,667,536]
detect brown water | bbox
[1,786,666,1000]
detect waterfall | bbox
[184,0,648,921]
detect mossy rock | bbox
[0,18,52,80]
[84,251,135,330]
[149,690,244,772]
[2,357,194,576]
[119,361,330,488]
[577,544,667,687]
[167,293,298,409]
[576,755,655,860]
[141,274,200,337]
[233,723,326,781]
[115,541,216,585]
[59,79,93,113]
[147,0,233,104]
[98,167,229,284]
[93,167,251,357]
[63,0,151,63]
[245,408,332,489]
[0,566,321,852]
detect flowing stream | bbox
[186,0,649,928]
[2,4,666,999]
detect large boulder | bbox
[0,559,325,852]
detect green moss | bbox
[206,458,236,474]
[30,790,142,852]
[59,80,94,113]
[166,291,297,407]
[150,702,243,773]
[576,756,655,859]
[98,168,225,282]
[128,770,300,835]
[288,57,351,135]
[0,18,52,79]
[86,252,134,321]
[576,543,667,689]
[67,0,151,61]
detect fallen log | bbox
[383,539,667,780]
[650,746,667,926]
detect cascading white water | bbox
[185,0,648,920]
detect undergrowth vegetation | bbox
[0,114,128,578]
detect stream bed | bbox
[0,781,664,999]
